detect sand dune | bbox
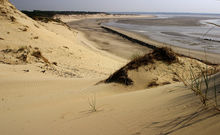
[1,71,220,135]
[0,0,125,78]
[105,48,219,90]
[0,1,220,135]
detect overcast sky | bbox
[10,0,220,13]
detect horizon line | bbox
[19,9,220,15]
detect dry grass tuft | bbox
[88,95,97,112]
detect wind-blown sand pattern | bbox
[0,1,220,135]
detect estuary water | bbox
[105,14,220,54]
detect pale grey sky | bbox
[10,0,220,13]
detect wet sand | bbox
[116,16,213,26]
[67,18,152,60]
[102,16,220,63]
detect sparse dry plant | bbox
[88,94,97,112]
[169,57,218,106]
[188,65,207,105]
[179,63,218,106]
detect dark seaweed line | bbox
[101,26,157,50]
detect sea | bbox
[105,12,220,54]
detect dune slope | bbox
[0,0,125,78]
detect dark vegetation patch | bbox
[105,67,133,85]
[105,47,178,85]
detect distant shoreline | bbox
[66,14,220,64]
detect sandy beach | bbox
[1,0,220,135]
[67,17,154,59]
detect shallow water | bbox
[105,15,220,54]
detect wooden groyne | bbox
[101,26,157,50]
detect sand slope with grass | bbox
[0,0,220,135]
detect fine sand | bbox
[1,1,220,135]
